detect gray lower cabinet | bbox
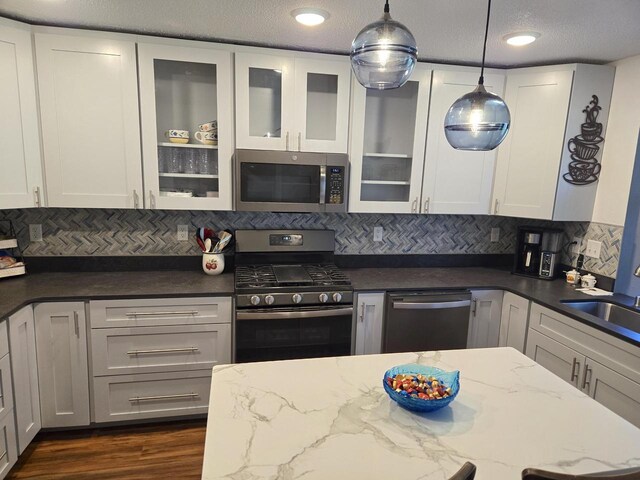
[0,323,17,479]
[354,292,385,355]
[8,306,40,454]
[467,290,503,348]
[526,302,640,428]
[89,297,232,423]
[498,292,530,353]
[34,302,90,428]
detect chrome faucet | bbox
[635,265,640,308]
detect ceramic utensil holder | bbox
[202,253,224,275]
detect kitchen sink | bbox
[561,300,640,333]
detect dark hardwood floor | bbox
[7,420,207,480]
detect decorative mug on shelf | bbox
[198,120,217,132]
[165,129,190,144]
[194,131,218,145]
[202,253,224,275]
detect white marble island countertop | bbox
[202,348,640,480]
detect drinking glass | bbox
[182,149,197,174]
[166,148,181,173]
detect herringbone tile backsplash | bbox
[0,209,623,278]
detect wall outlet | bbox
[572,237,583,254]
[177,224,189,242]
[490,228,500,242]
[29,224,43,242]
[373,226,384,242]
[585,239,602,259]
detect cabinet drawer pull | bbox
[359,302,365,323]
[34,186,42,208]
[570,357,580,382]
[494,198,499,214]
[126,347,200,355]
[424,197,430,213]
[73,311,80,337]
[149,190,156,209]
[129,392,199,402]
[581,364,592,390]
[133,189,140,209]
[124,310,198,317]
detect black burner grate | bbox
[235,264,351,289]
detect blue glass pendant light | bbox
[350,0,417,90]
[444,0,510,150]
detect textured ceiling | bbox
[1,0,639,67]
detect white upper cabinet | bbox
[0,20,44,209]
[349,65,432,213]
[235,51,350,153]
[492,64,615,220]
[422,69,505,214]
[138,42,234,210]
[35,31,143,209]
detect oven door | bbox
[235,306,353,363]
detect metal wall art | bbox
[564,95,604,186]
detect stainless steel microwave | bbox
[235,149,349,212]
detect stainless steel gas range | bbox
[234,229,353,363]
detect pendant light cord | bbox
[479,0,491,85]
[384,0,389,13]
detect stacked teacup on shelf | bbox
[564,95,604,186]
[195,120,218,145]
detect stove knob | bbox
[264,295,275,305]
[292,293,303,304]
[250,295,261,306]
[318,293,329,303]
[332,292,343,303]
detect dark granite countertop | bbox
[1,267,638,348]
[344,267,640,347]
[0,271,234,319]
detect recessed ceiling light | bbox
[291,8,329,26]
[503,32,540,46]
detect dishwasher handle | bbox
[392,300,471,310]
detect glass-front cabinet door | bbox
[236,51,350,153]
[235,52,294,151]
[349,65,432,213]
[294,57,351,153]
[138,42,233,210]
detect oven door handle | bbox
[236,307,353,321]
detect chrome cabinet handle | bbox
[494,198,499,214]
[125,310,198,317]
[411,197,418,213]
[73,311,79,337]
[472,299,478,316]
[424,197,430,213]
[319,165,326,204]
[127,347,200,355]
[582,364,592,390]
[298,132,302,151]
[129,392,198,403]
[149,190,156,209]
[133,189,140,209]
[570,357,580,382]
[237,307,353,321]
[359,302,365,323]
[34,186,41,207]
[286,131,290,151]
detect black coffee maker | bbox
[513,226,564,280]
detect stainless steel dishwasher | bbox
[383,291,472,353]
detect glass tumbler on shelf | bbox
[157,147,168,173]
[197,151,213,175]
[166,148,181,173]
[182,149,197,174]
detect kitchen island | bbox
[202,348,640,479]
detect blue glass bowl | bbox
[383,364,460,412]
